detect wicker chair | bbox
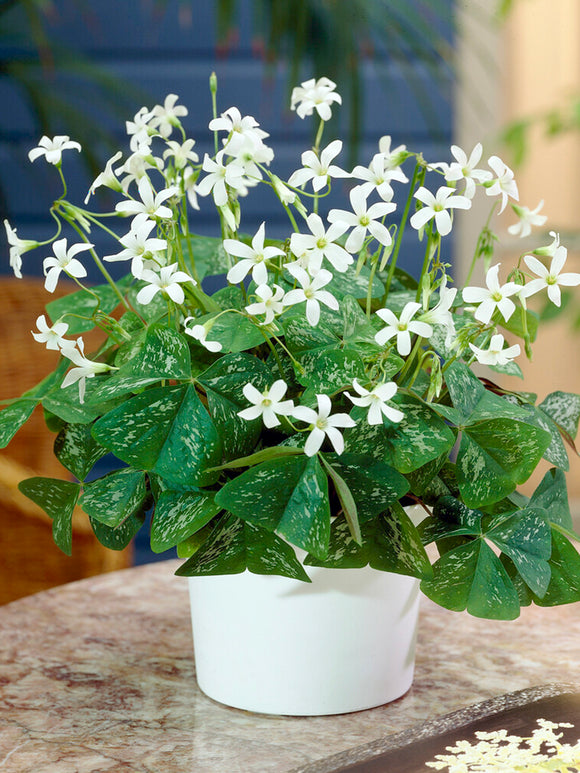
[0,277,132,605]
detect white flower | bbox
[84,151,123,204]
[43,238,92,293]
[444,143,492,199]
[163,139,199,169]
[375,302,433,356]
[345,379,404,425]
[283,266,339,326]
[535,230,560,257]
[183,319,222,352]
[136,263,194,305]
[508,200,547,239]
[410,186,471,237]
[469,334,521,366]
[115,176,177,220]
[289,213,352,273]
[350,153,407,201]
[377,136,408,169]
[271,175,297,205]
[420,281,458,346]
[224,222,284,286]
[126,107,156,150]
[328,185,395,253]
[4,220,37,279]
[195,152,247,207]
[28,135,81,165]
[290,77,342,121]
[237,380,294,428]
[287,140,350,192]
[462,264,520,324]
[486,155,519,213]
[117,146,164,192]
[32,315,75,352]
[210,107,269,159]
[522,247,580,306]
[104,213,167,279]
[151,94,188,138]
[61,338,114,404]
[183,167,201,210]
[292,394,356,456]
[245,283,286,325]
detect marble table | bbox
[0,560,579,773]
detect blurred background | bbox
[1,0,578,601]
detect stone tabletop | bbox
[0,560,579,773]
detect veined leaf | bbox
[540,390,580,441]
[80,468,148,528]
[150,489,221,552]
[18,477,80,555]
[54,422,108,481]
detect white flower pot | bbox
[187,506,424,716]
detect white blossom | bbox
[61,338,115,404]
[237,380,294,428]
[345,379,404,425]
[469,333,521,366]
[410,186,471,237]
[462,263,520,324]
[163,139,199,169]
[375,302,433,356]
[283,266,339,326]
[508,200,547,239]
[289,213,352,273]
[32,315,75,352]
[151,94,188,138]
[224,222,284,286]
[292,394,356,456]
[183,319,222,352]
[84,151,123,203]
[522,247,580,306]
[290,77,342,121]
[136,263,194,305]
[43,238,92,293]
[328,185,395,253]
[486,155,519,213]
[420,281,458,346]
[28,135,81,165]
[377,136,408,169]
[195,152,247,207]
[350,153,407,201]
[126,107,156,150]
[4,220,37,279]
[287,140,350,192]
[444,143,492,199]
[103,213,167,279]
[245,283,286,325]
[115,176,177,220]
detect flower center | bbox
[491,291,503,302]
[546,274,557,285]
[304,288,315,299]
[397,322,408,332]
[316,237,327,250]
[316,417,327,430]
[433,203,444,212]
[262,397,272,407]
[359,215,370,227]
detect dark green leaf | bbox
[531,530,580,606]
[150,489,221,552]
[18,477,80,555]
[80,468,148,527]
[89,509,146,550]
[46,279,130,334]
[539,390,580,440]
[529,468,573,529]
[54,422,108,481]
[299,346,366,392]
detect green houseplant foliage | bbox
[3,74,580,621]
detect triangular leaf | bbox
[150,489,221,552]
[54,422,108,481]
[80,468,148,527]
[18,477,80,555]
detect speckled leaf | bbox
[405,453,448,498]
[539,390,580,440]
[456,418,551,508]
[531,529,580,606]
[127,283,167,323]
[325,453,409,522]
[282,313,338,355]
[444,361,529,425]
[487,507,552,597]
[340,295,381,347]
[18,477,80,555]
[198,353,272,460]
[54,422,108,481]
[185,234,230,279]
[47,279,131,335]
[299,346,366,392]
[89,509,146,550]
[80,468,147,527]
[195,311,266,352]
[421,539,521,620]
[215,455,331,558]
[529,468,572,529]
[91,325,191,403]
[328,262,384,300]
[507,402,570,471]
[175,514,311,581]
[150,490,221,552]
[43,375,122,425]
[92,385,221,488]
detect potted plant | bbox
[3,74,580,716]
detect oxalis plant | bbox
[3,74,580,621]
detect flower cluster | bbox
[4,74,580,615]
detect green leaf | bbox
[18,477,80,555]
[150,489,221,552]
[80,468,148,527]
[531,530,580,606]
[327,262,385,300]
[319,454,361,544]
[42,374,123,425]
[539,390,580,440]
[46,279,130,334]
[196,310,267,352]
[529,467,573,530]
[444,361,530,425]
[89,509,146,550]
[421,539,521,620]
[487,507,552,597]
[90,325,192,401]
[54,422,108,481]
[197,353,272,461]
[511,401,570,471]
[215,455,330,558]
[185,234,230,279]
[127,283,167,323]
[324,453,409,522]
[175,514,311,581]
[283,312,339,356]
[299,346,366,392]
[92,385,222,488]
[206,445,304,472]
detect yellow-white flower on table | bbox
[237,380,295,428]
[462,264,520,324]
[224,222,284,286]
[444,142,492,199]
[292,394,356,456]
[345,379,404,425]
[290,76,342,121]
[282,265,339,327]
[28,135,81,165]
[375,301,433,356]
[469,333,521,366]
[43,238,93,293]
[522,246,580,307]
